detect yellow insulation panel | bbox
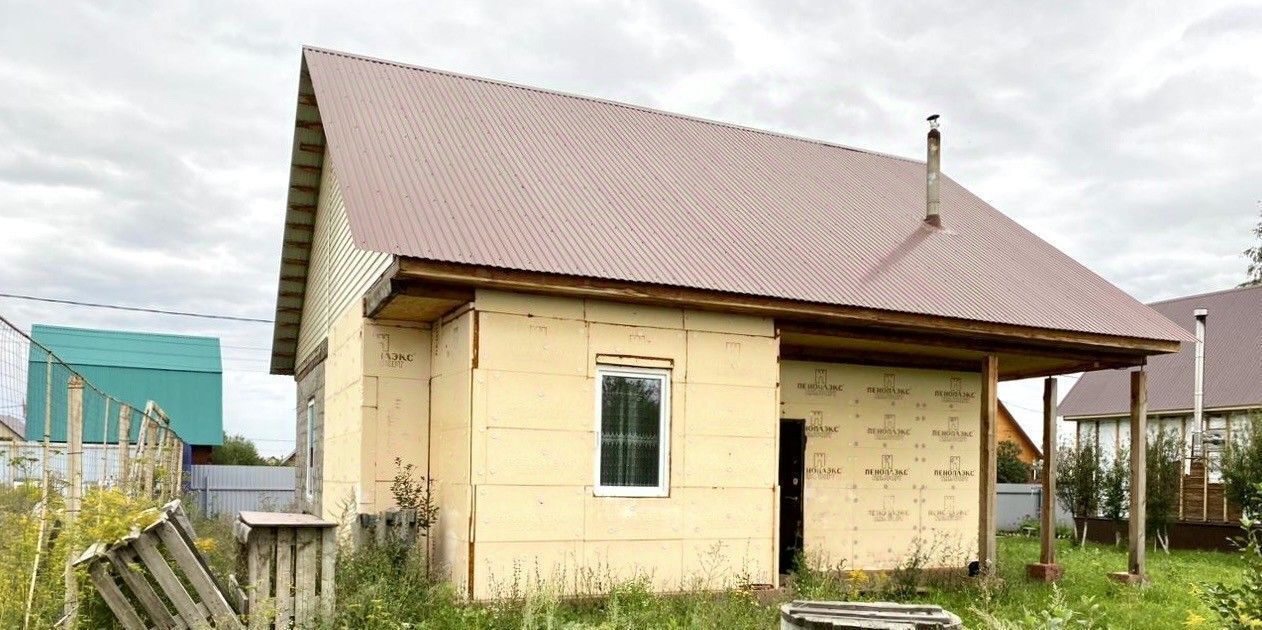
[781,361,980,571]
[467,290,780,598]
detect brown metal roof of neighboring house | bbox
[281,47,1188,360]
[1060,284,1262,418]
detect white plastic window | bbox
[594,365,670,497]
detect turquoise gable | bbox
[25,325,224,446]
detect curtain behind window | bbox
[600,374,661,487]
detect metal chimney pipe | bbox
[926,115,941,226]
[1194,308,1207,434]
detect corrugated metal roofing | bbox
[32,325,222,373]
[300,46,1186,344]
[1059,285,1262,418]
[26,325,224,445]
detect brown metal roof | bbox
[1060,284,1262,418]
[295,46,1187,347]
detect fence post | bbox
[174,439,185,499]
[65,374,85,628]
[143,421,156,499]
[23,354,53,630]
[132,415,148,496]
[118,405,132,490]
[100,397,111,486]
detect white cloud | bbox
[2,0,1259,455]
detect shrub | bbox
[1056,442,1100,544]
[1201,483,1262,629]
[1100,447,1129,545]
[390,457,438,531]
[1147,427,1183,550]
[1222,415,1262,518]
[997,440,1033,483]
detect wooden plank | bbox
[239,511,336,528]
[978,355,999,574]
[154,520,244,629]
[164,501,243,616]
[108,547,183,630]
[319,528,336,621]
[88,562,147,630]
[1128,370,1147,579]
[133,531,208,628]
[294,528,318,626]
[1040,376,1058,566]
[247,528,275,630]
[274,528,295,627]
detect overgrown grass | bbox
[325,535,1244,629]
[0,485,1245,630]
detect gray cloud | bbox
[1,0,1259,453]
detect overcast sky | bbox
[2,1,1259,456]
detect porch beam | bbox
[1028,376,1063,581]
[978,355,998,574]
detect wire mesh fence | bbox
[0,315,187,498]
[0,314,191,628]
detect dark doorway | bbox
[778,419,806,573]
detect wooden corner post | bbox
[1112,369,1148,585]
[979,355,998,574]
[1027,376,1063,581]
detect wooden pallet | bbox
[74,500,244,629]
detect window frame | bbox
[305,397,315,501]
[593,364,672,498]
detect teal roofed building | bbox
[25,325,223,461]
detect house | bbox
[997,401,1041,467]
[1060,284,1261,521]
[269,47,1187,597]
[25,325,224,463]
[0,414,23,441]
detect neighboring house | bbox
[1060,284,1261,484]
[269,47,1186,598]
[25,325,224,463]
[997,401,1041,466]
[0,414,24,441]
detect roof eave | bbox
[395,257,1185,358]
[269,52,326,376]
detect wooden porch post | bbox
[1111,370,1147,584]
[1028,376,1063,581]
[979,355,998,574]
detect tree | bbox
[211,433,268,466]
[1146,427,1183,552]
[1222,415,1262,518]
[996,440,1033,483]
[1055,441,1101,547]
[1242,205,1262,287]
[1100,447,1129,545]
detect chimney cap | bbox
[927,114,940,129]
[1194,308,1208,318]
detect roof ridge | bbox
[1147,283,1262,306]
[301,45,923,166]
[33,323,219,343]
